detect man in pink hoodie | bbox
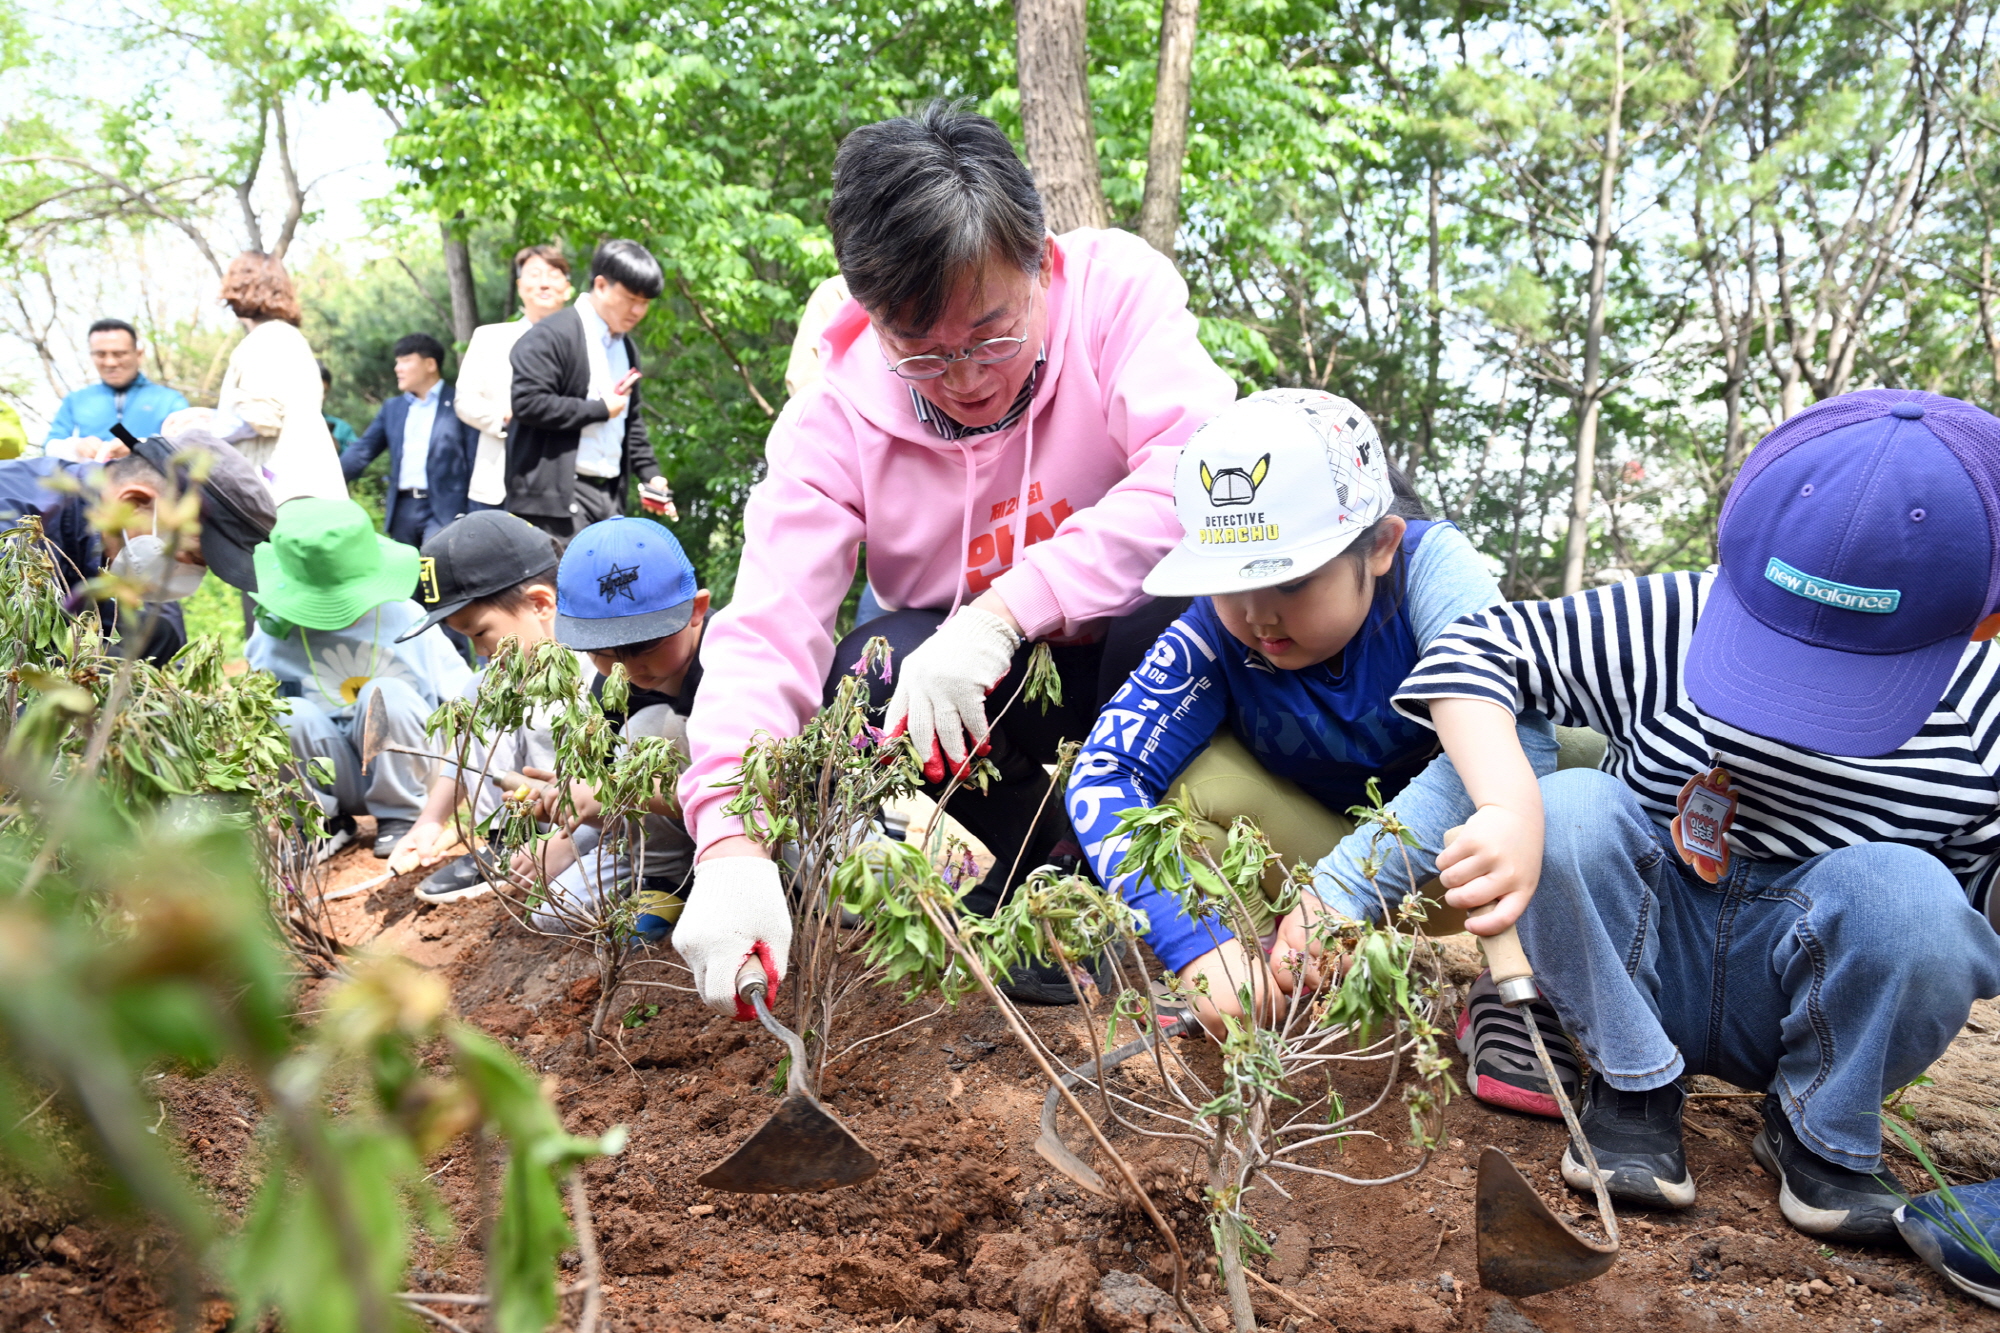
[673,103,1236,1017]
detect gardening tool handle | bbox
[735,957,810,1098]
[1480,925,1540,1006]
[735,956,771,1002]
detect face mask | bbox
[110,516,208,602]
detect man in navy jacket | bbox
[339,333,475,545]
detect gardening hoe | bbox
[695,958,882,1194]
[1035,1012,1192,1197]
[1474,922,1621,1297]
[357,688,531,791]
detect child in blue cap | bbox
[520,516,709,944]
[1399,390,2000,1243]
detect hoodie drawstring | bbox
[950,441,977,618]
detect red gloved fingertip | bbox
[732,941,783,1023]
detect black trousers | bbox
[520,474,623,547]
[825,596,1191,913]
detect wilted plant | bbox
[425,638,690,1051]
[839,777,1455,1333]
[717,641,937,1083]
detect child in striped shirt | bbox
[1397,390,2000,1244]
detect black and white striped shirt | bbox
[1393,571,2000,915]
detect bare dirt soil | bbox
[8,826,2000,1333]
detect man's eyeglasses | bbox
[886,336,1030,382]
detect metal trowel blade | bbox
[695,1093,881,1194]
[1476,1146,1618,1296]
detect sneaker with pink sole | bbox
[1455,968,1582,1118]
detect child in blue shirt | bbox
[1067,388,1576,1115]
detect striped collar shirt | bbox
[1392,570,2000,919]
[907,347,1047,441]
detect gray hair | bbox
[828,101,1045,333]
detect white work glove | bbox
[674,856,792,1020]
[883,605,1022,782]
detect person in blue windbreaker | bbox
[1066,388,1581,1117]
[44,320,188,452]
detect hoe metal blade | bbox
[1475,1147,1618,1296]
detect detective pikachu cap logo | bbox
[1200,454,1270,507]
[1144,388,1394,598]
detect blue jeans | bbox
[1519,768,2000,1171]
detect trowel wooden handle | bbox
[1480,925,1539,1004]
[735,957,769,1000]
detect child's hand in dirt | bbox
[1267,892,1351,997]
[1177,938,1275,1036]
[517,767,603,830]
[388,819,449,876]
[1436,805,1542,934]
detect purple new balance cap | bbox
[1688,389,2000,757]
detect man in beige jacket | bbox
[453,245,575,511]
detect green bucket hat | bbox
[250,497,422,631]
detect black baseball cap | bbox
[122,427,276,594]
[396,510,562,641]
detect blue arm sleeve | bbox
[1406,524,1505,648]
[1065,609,1236,973]
[341,411,390,480]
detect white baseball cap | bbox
[1145,388,1393,597]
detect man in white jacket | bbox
[453,245,575,511]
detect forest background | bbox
[2,0,1995,619]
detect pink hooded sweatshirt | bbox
[680,228,1237,850]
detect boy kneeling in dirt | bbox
[383,510,569,903]
[516,516,710,946]
[1068,389,1595,1117]
[1400,390,2000,1243]
[246,497,473,861]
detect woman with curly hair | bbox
[212,251,348,504]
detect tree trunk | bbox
[1560,0,1626,597]
[442,217,479,346]
[1415,156,1443,475]
[1017,0,1109,234]
[1137,0,1199,255]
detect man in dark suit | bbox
[339,333,476,546]
[505,239,674,541]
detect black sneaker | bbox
[1561,1074,1696,1209]
[372,818,415,859]
[415,849,502,904]
[314,812,358,865]
[1750,1095,1902,1241]
[1456,969,1582,1119]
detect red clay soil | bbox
[7,831,2000,1333]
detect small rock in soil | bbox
[1087,1271,1186,1333]
[1015,1245,1098,1333]
[1485,1296,1544,1333]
